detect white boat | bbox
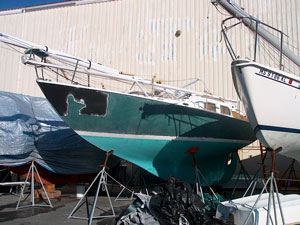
[231,59,300,162]
[212,0,300,162]
[216,193,300,225]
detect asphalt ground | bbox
[0,191,133,225]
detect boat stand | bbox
[0,169,30,196]
[280,159,299,193]
[242,147,285,225]
[242,167,266,198]
[231,153,253,196]
[68,150,116,225]
[114,183,135,201]
[16,161,53,209]
[115,167,147,201]
[185,147,219,204]
[240,146,267,197]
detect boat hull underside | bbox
[80,133,243,184]
[37,80,256,185]
[232,59,300,162]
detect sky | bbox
[0,0,69,11]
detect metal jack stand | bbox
[231,154,252,196]
[242,144,269,198]
[242,167,266,198]
[115,183,135,201]
[68,150,115,225]
[281,159,298,193]
[242,147,285,225]
[241,145,269,197]
[16,161,53,209]
[115,167,147,201]
[185,147,219,204]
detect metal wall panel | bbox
[0,0,299,99]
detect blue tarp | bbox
[0,91,118,174]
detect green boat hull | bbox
[37,80,256,185]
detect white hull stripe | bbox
[76,130,251,144]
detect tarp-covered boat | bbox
[0,90,119,184]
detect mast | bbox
[211,0,300,68]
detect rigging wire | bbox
[257,38,300,75]
[212,3,231,17]
[0,43,24,54]
[221,13,300,76]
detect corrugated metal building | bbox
[0,0,299,157]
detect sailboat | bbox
[0,32,256,185]
[212,0,300,162]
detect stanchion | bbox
[16,161,53,209]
